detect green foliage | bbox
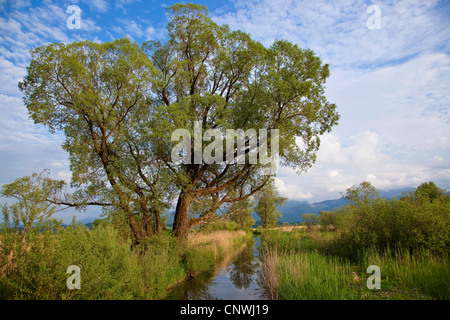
[225,221,240,232]
[260,230,361,300]
[184,248,215,277]
[275,251,360,300]
[257,184,450,300]
[198,219,239,232]
[58,223,142,299]
[1,170,66,232]
[18,36,175,243]
[0,217,250,299]
[19,2,339,240]
[319,210,337,229]
[0,221,188,299]
[255,180,287,228]
[0,221,141,299]
[226,198,255,230]
[301,213,318,227]
[414,181,446,202]
[335,181,450,256]
[135,233,186,299]
[260,229,450,300]
[362,247,450,300]
[342,181,379,205]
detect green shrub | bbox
[335,194,450,256]
[0,220,190,300]
[225,221,240,231]
[319,210,337,229]
[0,220,67,299]
[0,220,142,299]
[58,223,142,299]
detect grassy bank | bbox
[0,220,249,300]
[259,229,450,300]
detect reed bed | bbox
[259,229,449,300]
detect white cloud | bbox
[144,25,166,41]
[112,18,144,39]
[56,170,72,182]
[115,0,141,9]
[81,0,109,13]
[272,49,450,202]
[112,18,166,41]
[325,52,450,160]
[278,129,450,202]
[9,0,30,9]
[81,17,102,32]
[213,0,450,68]
[274,176,313,200]
[0,57,26,96]
[0,93,69,182]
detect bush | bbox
[335,192,450,256]
[0,220,68,299]
[0,220,141,299]
[302,213,318,230]
[319,211,336,230]
[0,220,189,300]
[58,223,142,299]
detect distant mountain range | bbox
[253,187,416,224]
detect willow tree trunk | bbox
[154,211,162,236]
[172,191,192,240]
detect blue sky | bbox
[0,0,449,222]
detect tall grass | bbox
[362,247,450,300]
[136,234,187,299]
[259,229,450,300]
[0,221,144,299]
[258,248,279,299]
[259,246,362,300]
[0,221,248,300]
[187,230,247,255]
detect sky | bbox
[0,0,449,222]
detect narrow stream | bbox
[166,236,266,300]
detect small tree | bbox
[319,210,336,230]
[302,213,318,229]
[255,181,287,228]
[342,181,379,205]
[415,181,446,202]
[226,198,255,230]
[0,170,66,232]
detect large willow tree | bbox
[19,3,339,242]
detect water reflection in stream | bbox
[166,236,266,300]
